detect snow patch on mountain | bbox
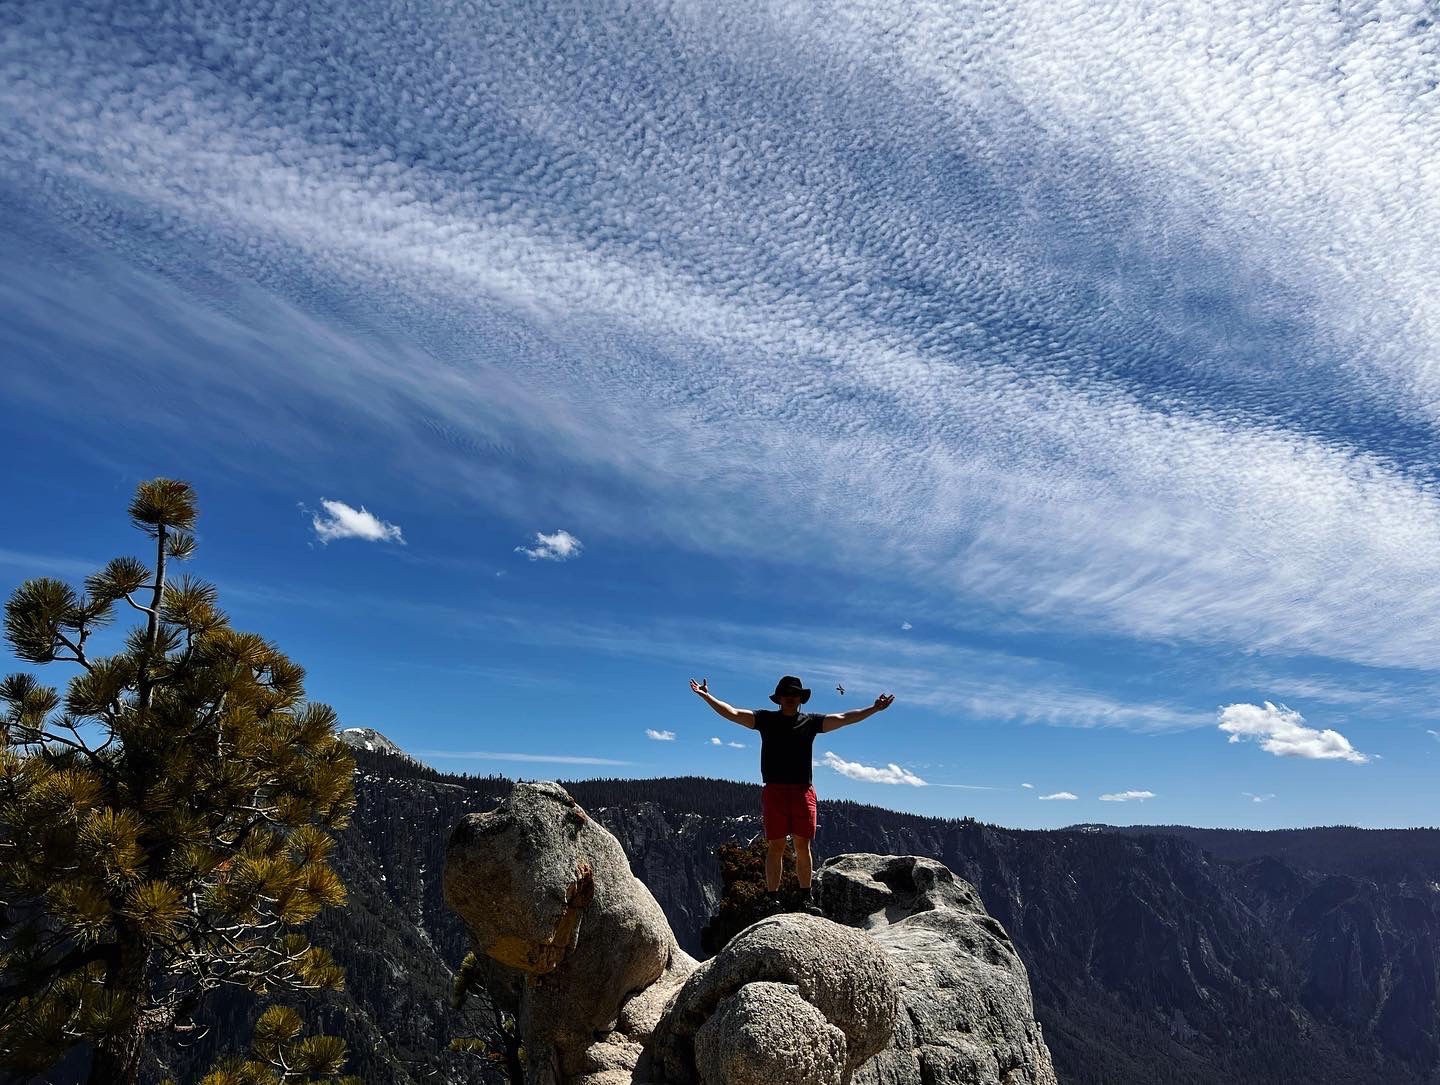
[338,727,418,763]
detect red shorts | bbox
[762,784,818,840]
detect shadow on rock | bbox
[444,782,1056,1085]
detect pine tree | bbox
[175,1005,361,1085]
[0,478,356,1084]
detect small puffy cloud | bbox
[708,737,722,746]
[901,621,913,631]
[1218,702,1369,763]
[1243,792,1276,803]
[1039,791,1078,801]
[727,741,746,748]
[1099,790,1155,802]
[1021,782,1035,789]
[515,529,583,561]
[645,729,675,741]
[307,499,404,544]
[821,751,926,786]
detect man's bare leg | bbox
[795,836,813,889]
[766,838,787,891]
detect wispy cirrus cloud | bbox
[305,499,404,545]
[487,613,1213,734]
[0,549,99,579]
[417,750,632,766]
[1218,702,1370,763]
[4,0,1440,678]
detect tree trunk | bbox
[86,936,149,1085]
[84,1026,146,1083]
[86,1032,146,1085]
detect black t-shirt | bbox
[753,710,825,786]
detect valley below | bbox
[145,747,1440,1085]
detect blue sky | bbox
[4,0,1440,829]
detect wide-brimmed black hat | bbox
[769,675,811,704]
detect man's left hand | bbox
[873,693,895,711]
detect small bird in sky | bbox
[836,684,845,696]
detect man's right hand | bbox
[690,677,709,696]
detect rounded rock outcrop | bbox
[693,981,848,1085]
[652,912,899,1084]
[444,785,1056,1085]
[444,781,694,1084]
[816,854,1059,1085]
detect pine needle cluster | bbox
[0,479,356,1084]
[164,1005,360,1085]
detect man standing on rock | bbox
[690,674,895,912]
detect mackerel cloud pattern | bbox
[2,1,1439,667]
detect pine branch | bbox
[122,594,158,618]
[0,941,114,1002]
[54,717,99,757]
[6,720,91,758]
[53,632,92,672]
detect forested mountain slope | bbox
[140,751,1440,1085]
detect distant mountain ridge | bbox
[336,726,416,761]
[1101,823,1440,881]
[145,749,1440,1085]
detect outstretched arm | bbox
[690,678,756,728]
[822,692,894,733]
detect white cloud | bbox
[515,529,583,562]
[901,622,913,631]
[1099,790,1155,802]
[1427,730,1440,742]
[1243,792,1276,803]
[1217,702,1369,763]
[307,499,404,545]
[645,729,675,741]
[10,0,1440,689]
[727,741,746,748]
[1039,791,1078,801]
[1021,782,1035,789]
[821,751,926,786]
[708,737,722,746]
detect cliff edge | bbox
[444,781,1056,1085]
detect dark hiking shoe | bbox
[783,888,823,915]
[756,894,786,918]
